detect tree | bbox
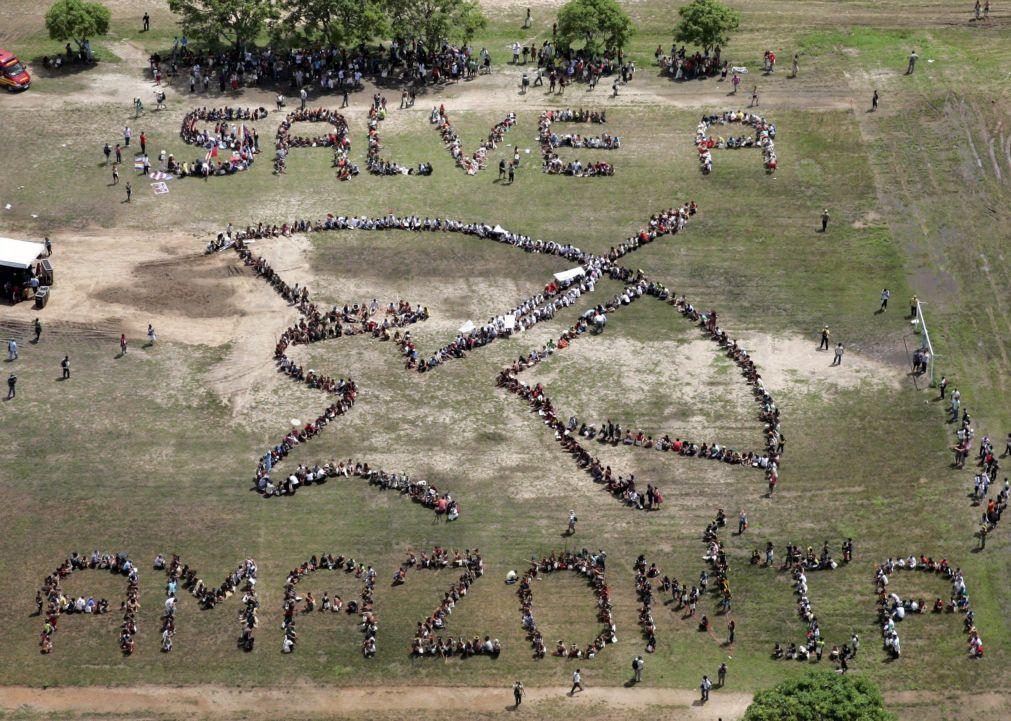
[44,0,111,51]
[279,0,389,48]
[743,672,896,721]
[166,0,276,49]
[556,0,635,56]
[673,0,740,54]
[387,0,487,53]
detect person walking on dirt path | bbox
[521,71,529,94]
[508,162,515,184]
[569,669,584,695]
[750,85,759,107]
[120,334,128,355]
[7,338,17,361]
[731,72,740,94]
[112,163,120,185]
[104,142,111,164]
[821,208,830,232]
[45,236,52,256]
[341,86,349,109]
[727,619,736,644]
[879,288,890,312]
[906,50,918,75]
[612,78,620,97]
[566,509,577,535]
[524,7,532,28]
[872,90,879,111]
[6,372,16,400]
[985,0,991,19]
[498,159,507,180]
[820,326,830,350]
[938,375,948,399]
[115,143,122,164]
[125,181,132,202]
[140,131,147,156]
[124,126,132,147]
[909,294,919,318]
[791,53,799,78]
[832,342,844,366]
[33,318,42,344]
[300,87,308,109]
[737,509,747,534]
[717,662,727,687]
[61,355,70,380]
[975,0,982,20]
[147,324,157,346]
[143,12,150,31]
[513,680,525,707]
[700,675,712,702]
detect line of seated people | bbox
[275,107,351,150]
[518,549,614,660]
[432,104,517,174]
[282,554,377,656]
[874,555,980,658]
[400,548,494,658]
[366,98,433,176]
[38,551,138,655]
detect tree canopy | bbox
[278,0,389,47]
[673,0,740,53]
[166,0,277,49]
[556,0,635,56]
[44,0,111,49]
[743,672,896,721]
[387,0,487,53]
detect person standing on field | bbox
[879,288,891,312]
[820,325,830,350]
[832,342,844,366]
[791,53,799,77]
[821,208,830,232]
[872,90,879,111]
[906,50,918,74]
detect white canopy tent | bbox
[0,237,45,270]
[458,320,476,334]
[553,267,585,284]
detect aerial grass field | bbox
[0,0,1009,719]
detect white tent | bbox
[553,267,585,283]
[0,237,45,270]
[501,315,516,330]
[492,225,507,235]
[458,320,475,334]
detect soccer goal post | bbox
[914,299,936,387]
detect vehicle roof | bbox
[0,49,19,63]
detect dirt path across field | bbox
[0,684,752,719]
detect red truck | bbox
[0,49,31,91]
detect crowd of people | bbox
[770,541,847,664]
[152,39,484,99]
[873,556,981,659]
[695,111,778,174]
[945,391,1009,547]
[538,108,615,177]
[176,106,265,178]
[657,45,724,81]
[431,105,517,174]
[273,107,354,177]
[398,548,497,658]
[366,94,432,176]
[494,203,784,508]
[518,550,615,659]
[37,552,138,655]
[216,200,789,519]
[281,555,377,657]
[161,555,259,652]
